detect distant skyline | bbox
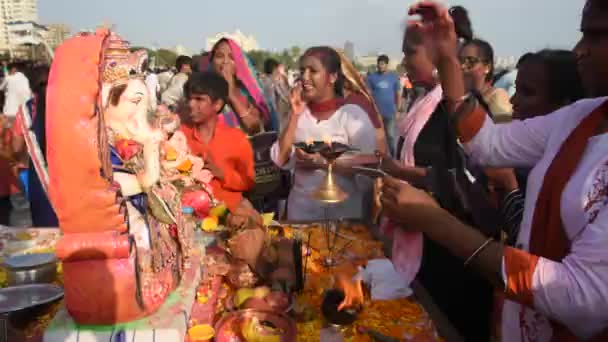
[40,0,584,58]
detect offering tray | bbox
[214,309,297,342]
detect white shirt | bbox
[271,104,377,221]
[145,73,160,109]
[0,72,32,117]
[161,73,188,108]
[157,70,174,93]
[464,97,608,341]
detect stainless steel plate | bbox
[3,253,56,270]
[0,284,63,314]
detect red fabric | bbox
[457,104,487,143]
[0,157,19,197]
[345,93,382,128]
[308,98,345,118]
[504,247,540,306]
[499,100,608,341]
[180,122,255,211]
[114,139,142,161]
[527,100,608,341]
[0,117,21,197]
[529,100,608,262]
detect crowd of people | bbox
[0,0,606,340]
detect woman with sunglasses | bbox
[460,39,513,122]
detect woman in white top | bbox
[271,47,376,221]
[380,2,608,341]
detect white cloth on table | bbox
[355,258,413,300]
[270,104,377,221]
[463,96,608,341]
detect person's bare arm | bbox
[381,176,504,287]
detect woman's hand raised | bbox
[288,84,306,122]
[407,1,459,65]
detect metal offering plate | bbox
[215,309,297,342]
[0,284,63,314]
[3,253,56,270]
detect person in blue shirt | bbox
[366,55,401,156]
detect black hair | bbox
[586,0,608,12]
[377,55,389,64]
[518,49,585,105]
[516,52,535,69]
[464,39,495,82]
[8,61,25,71]
[264,58,280,75]
[449,6,473,42]
[175,55,192,72]
[301,46,344,97]
[210,38,229,60]
[29,65,50,94]
[183,71,229,106]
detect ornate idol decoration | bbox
[47,29,215,324]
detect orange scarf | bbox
[528,100,608,341]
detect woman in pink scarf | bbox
[206,38,278,134]
[377,26,442,288]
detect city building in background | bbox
[206,29,259,52]
[0,0,38,55]
[6,20,48,59]
[45,23,70,49]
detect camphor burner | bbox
[294,140,356,204]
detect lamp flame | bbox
[336,273,364,311]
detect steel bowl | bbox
[214,309,296,342]
[321,289,360,326]
[3,253,57,286]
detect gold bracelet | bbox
[464,237,494,267]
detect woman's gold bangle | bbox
[464,237,494,267]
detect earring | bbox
[432,68,439,80]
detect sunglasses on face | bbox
[460,56,483,69]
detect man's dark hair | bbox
[184,71,228,109]
[175,55,192,72]
[518,49,584,106]
[264,58,280,75]
[8,61,25,71]
[377,55,389,64]
[516,52,535,69]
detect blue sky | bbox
[40,0,583,58]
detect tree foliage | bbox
[246,45,304,72]
[155,49,178,67]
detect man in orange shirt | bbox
[180,71,255,211]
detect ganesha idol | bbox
[46,29,216,325]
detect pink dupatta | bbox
[206,38,274,129]
[381,85,443,286]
